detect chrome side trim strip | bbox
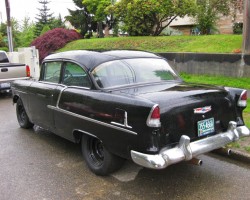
[73,129,98,139]
[111,121,132,129]
[111,111,132,129]
[48,105,138,135]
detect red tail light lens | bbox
[147,105,161,127]
[26,65,30,77]
[237,90,247,107]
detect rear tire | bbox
[16,99,34,129]
[81,135,124,176]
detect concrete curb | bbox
[229,149,250,164]
[213,149,250,164]
[213,125,250,164]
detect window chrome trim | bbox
[47,105,138,135]
[56,86,68,107]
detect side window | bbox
[92,61,134,88]
[43,62,62,83]
[62,62,91,88]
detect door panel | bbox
[28,61,63,131]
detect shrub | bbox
[31,28,82,63]
[0,47,8,52]
[233,22,243,34]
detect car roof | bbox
[44,50,161,70]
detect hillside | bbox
[58,35,242,53]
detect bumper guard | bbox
[131,121,250,169]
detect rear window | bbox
[91,58,179,88]
[0,52,9,63]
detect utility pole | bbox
[5,0,14,52]
[242,0,250,54]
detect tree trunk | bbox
[97,22,104,38]
[104,26,110,37]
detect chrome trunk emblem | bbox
[194,106,212,114]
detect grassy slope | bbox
[180,73,250,89]
[59,35,242,53]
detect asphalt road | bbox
[0,93,250,200]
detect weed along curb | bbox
[213,142,250,165]
[212,149,250,164]
[229,149,250,164]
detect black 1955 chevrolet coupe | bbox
[11,50,249,175]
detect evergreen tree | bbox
[65,0,96,37]
[18,16,36,47]
[34,0,54,36]
[51,14,65,29]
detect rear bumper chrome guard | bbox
[131,121,250,169]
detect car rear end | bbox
[0,63,31,92]
[130,84,249,169]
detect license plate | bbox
[0,82,11,89]
[197,118,214,137]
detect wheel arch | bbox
[73,129,99,144]
[13,94,20,104]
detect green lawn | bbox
[59,35,242,53]
[180,73,250,89]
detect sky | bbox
[0,0,76,24]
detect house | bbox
[169,0,244,35]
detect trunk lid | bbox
[113,81,236,143]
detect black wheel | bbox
[81,135,124,176]
[16,99,34,129]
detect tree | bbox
[18,16,36,47]
[0,18,21,48]
[0,32,7,50]
[195,0,233,35]
[83,0,117,37]
[50,14,65,29]
[65,0,93,37]
[111,0,197,36]
[31,28,82,62]
[35,0,54,36]
[40,24,51,35]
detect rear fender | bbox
[73,129,98,144]
[225,87,247,125]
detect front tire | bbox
[81,135,124,176]
[16,99,34,129]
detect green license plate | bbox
[197,118,215,137]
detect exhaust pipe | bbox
[187,158,203,166]
[213,147,232,156]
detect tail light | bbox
[26,65,30,77]
[147,105,161,127]
[237,90,247,107]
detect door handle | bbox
[1,68,8,72]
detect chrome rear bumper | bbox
[131,121,250,169]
